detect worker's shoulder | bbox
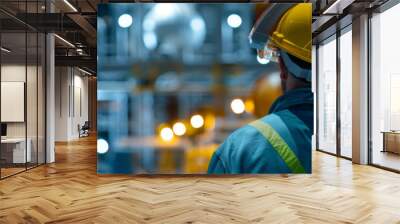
[226,113,280,143]
[219,114,280,159]
[228,120,261,140]
[257,110,300,128]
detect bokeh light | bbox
[118,14,133,28]
[245,99,255,114]
[190,114,204,128]
[97,139,109,154]
[143,32,158,50]
[231,98,245,114]
[204,114,216,130]
[173,122,186,136]
[160,127,174,141]
[227,14,242,28]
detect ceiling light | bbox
[1,47,11,53]
[63,0,78,12]
[227,14,242,28]
[322,0,354,15]
[78,67,92,76]
[118,14,133,28]
[54,34,75,48]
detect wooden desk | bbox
[382,131,400,154]
[1,138,31,164]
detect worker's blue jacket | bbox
[208,88,313,174]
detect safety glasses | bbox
[257,40,280,63]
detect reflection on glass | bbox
[1,31,27,177]
[340,29,352,158]
[318,37,337,154]
[371,3,400,171]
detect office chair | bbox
[79,121,90,138]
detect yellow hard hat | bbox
[269,3,312,63]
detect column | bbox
[352,14,369,164]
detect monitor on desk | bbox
[1,123,7,138]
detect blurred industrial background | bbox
[2,1,400,223]
[97,3,282,174]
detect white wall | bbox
[55,67,89,141]
[1,65,26,141]
[55,66,69,141]
[1,65,38,138]
[1,65,26,134]
[71,73,89,138]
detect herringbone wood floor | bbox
[1,135,400,224]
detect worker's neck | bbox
[283,75,310,92]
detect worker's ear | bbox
[278,56,288,80]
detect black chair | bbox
[78,121,90,138]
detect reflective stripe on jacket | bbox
[207,88,313,174]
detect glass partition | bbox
[1,29,28,177]
[0,1,46,179]
[317,36,337,154]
